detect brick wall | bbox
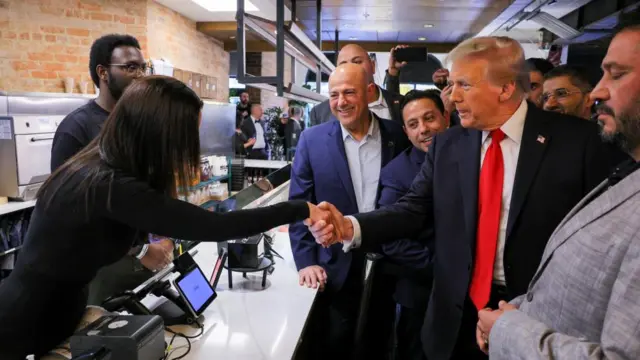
[147,0,228,102]
[0,0,148,93]
[245,52,261,104]
[260,52,292,111]
[0,0,230,102]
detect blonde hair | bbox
[446,36,530,95]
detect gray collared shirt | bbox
[340,114,382,213]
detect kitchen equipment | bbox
[0,92,90,200]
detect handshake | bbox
[304,202,354,247]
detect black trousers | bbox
[450,284,510,360]
[397,305,428,360]
[248,148,267,160]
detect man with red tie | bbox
[307,36,616,360]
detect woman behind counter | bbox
[0,76,326,359]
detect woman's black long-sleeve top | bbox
[0,170,309,359]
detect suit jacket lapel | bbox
[327,120,358,207]
[377,114,396,168]
[458,128,482,246]
[380,87,401,123]
[531,170,640,286]
[506,110,550,239]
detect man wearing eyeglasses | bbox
[51,34,173,306]
[542,65,595,120]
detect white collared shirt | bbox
[368,86,391,120]
[340,114,382,213]
[344,100,529,287]
[481,99,527,285]
[251,116,266,149]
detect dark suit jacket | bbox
[378,146,433,309]
[289,115,410,292]
[353,104,615,359]
[309,86,404,126]
[240,116,267,152]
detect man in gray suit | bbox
[477,11,640,359]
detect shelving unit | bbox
[0,200,36,217]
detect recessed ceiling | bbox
[155,0,291,22]
[293,0,513,43]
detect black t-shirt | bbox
[51,100,110,171]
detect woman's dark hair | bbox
[89,34,141,87]
[38,76,204,208]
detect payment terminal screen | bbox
[177,268,215,313]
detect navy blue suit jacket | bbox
[289,115,409,292]
[378,146,433,309]
[353,105,616,359]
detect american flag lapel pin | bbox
[537,135,546,144]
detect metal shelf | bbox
[0,200,36,217]
[0,246,21,258]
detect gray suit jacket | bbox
[490,167,640,359]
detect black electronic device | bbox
[227,234,263,269]
[173,264,218,319]
[209,248,228,288]
[394,47,428,63]
[70,315,164,360]
[173,250,198,274]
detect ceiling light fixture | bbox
[423,24,434,28]
[343,24,353,28]
[349,36,357,40]
[230,35,236,39]
[191,0,259,12]
[418,36,427,41]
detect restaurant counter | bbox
[140,178,318,360]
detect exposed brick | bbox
[31,71,58,79]
[45,34,56,42]
[55,54,78,63]
[90,12,113,21]
[11,61,38,71]
[19,32,30,40]
[41,26,65,34]
[79,2,101,11]
[64,46,83,55]
[67,28,90,37]
[43,62,66,71]
[32,33,43,41]
[78,56,90,65]
[4,31,16,39]
[28,52,54,61]
[114,15,135,24]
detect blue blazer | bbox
[378,146,433,309]
[289,115,409,292]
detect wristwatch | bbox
[135,244,150,260]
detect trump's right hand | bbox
[307,202,353,247]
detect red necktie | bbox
[470,129,506,310]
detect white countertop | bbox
[145,230,316,360]
[243,159,289,169]
[0,200,36,216]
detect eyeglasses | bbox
[541,88,586,103]
[109,63,148,75]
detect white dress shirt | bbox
[251,116,266,150]
[345,100,529,286]
[340,114,382,213]
[368,86,391,120]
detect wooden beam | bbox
[197,22,237,33]
[224,40,458,53]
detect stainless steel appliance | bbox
[0,92,91,200]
